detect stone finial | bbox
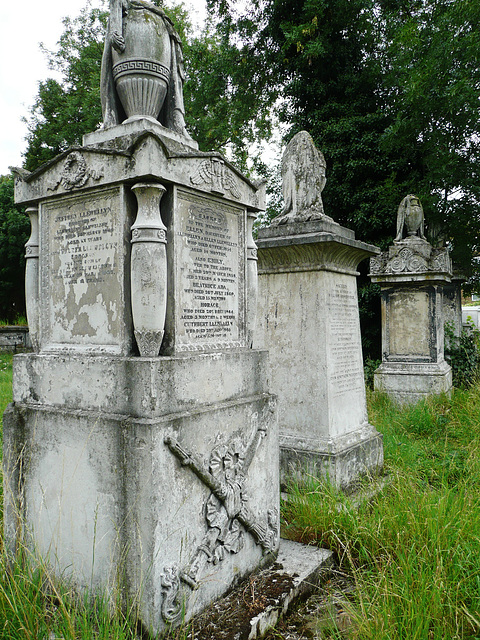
[271,131,333,226]
[100,0,193,140]
[394,194,426,242]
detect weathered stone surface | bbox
[369,195,453,404]
[256,215,383,491]
[0,326,31,352]
[394,194,426,241]
[7,31,276,635]
[271,131,332,226]
[100,0,192,142]
[443,274,464,340]
[4,381,278,632]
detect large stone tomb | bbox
[5,122,278,635]
[254,132,383,491]
[369,195,453,404]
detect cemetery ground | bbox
[0,353,480,639]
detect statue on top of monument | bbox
[394,194,426,242]
[271,130,333,226]
[100,0,192,140]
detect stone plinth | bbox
[443,273,464,341]
[6,126,277,635]
[369,237,453,404]
[255,219,383,491]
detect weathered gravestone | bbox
[369,195,453,404]
[255,131,383,491]
[4,2,278,634]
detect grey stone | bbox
[100,0,192,142]
[394,193,426,241]
[6,6,278,634]
[271,131,333,226]
[369,195,453,404]
[256,139,383,491]
[443,273,464,342]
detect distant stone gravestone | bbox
[255,131,384,490]
[369,195,453,403]
[4,2,278,634]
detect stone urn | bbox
[112,5,171,122]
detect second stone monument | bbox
[255,132,383,490]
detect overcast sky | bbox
[0,0,206,175]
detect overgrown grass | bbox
[0,315,28,327]
[283,389,480,639]
[2,355,480,638]
[0,355,143,639]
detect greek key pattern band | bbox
[113,58,170,83]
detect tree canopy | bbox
[2,0,480,349]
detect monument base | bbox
[279,424,383,492]
[4,351,278,636]
[374,360,452,405]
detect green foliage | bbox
[363,357,381,391]
[23,6,107,171]
[445,322,480,388]
[0,176,29,322]
[282,387,480,639]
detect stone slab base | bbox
[374,359,452,405]
[279,426,384,492]
[184,539,334,640]
[4,352,278,637]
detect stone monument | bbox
[255,131,383,491]
[5,2,278,634]
[369,194,453,404]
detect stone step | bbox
[185,539,334,640]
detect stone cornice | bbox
[257,231,380,275]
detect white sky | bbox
[0,0,207,175]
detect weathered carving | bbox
[272,131,333,226]
[160,565,184,623]
[130,182,168,356]
[190,158,241,198]
[370,246,452,276]
[395,194,426,242]
[24,206,39,351]
[101,0,192,140]
[48,152,104,192]
[162,420,276,621]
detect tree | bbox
[0,176,30,322]
[378,0,480,279]
[23,6,107,171]
[207,0,480,356]
[23,1,278,175]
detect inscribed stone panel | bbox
[174,188,245,351]
[41,187,127,352]
[388,289,430,357]
[327,281,365,399]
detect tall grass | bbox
[0,354,142,639]
[2,353,480,638]
[283,389,480,639]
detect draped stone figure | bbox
[101,0,191,138]
[271,131,333,226]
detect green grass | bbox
[2,357,480,638]
[282,389,480,639]
[0,315,28,327]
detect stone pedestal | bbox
[6,122,278,635]
[255,219,383,491]
[443,272,464,341]
[369,237,453,404]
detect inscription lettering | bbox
[176,191,244,347]
[327,283,364,396]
